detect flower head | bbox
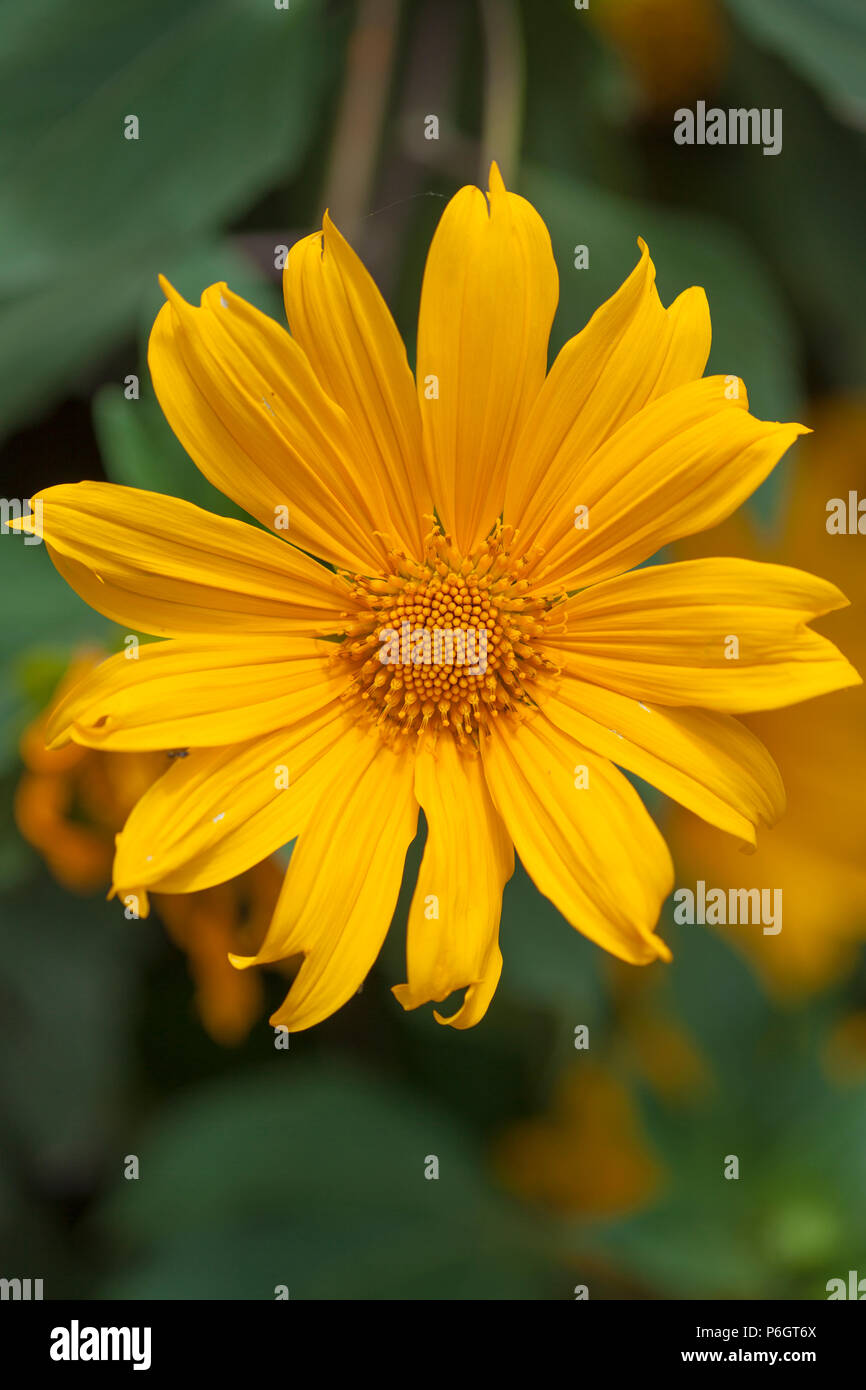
[17,165,858,1032]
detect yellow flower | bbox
[588,0,728,112]
[669,398,866,995]
[16,166,858,1033]
[15,652,275,1044]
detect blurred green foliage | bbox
[723,0,866,118]
[0,0,332,433]
[97,1064,557,1299]
[586,930,866,1297]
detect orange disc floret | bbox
[338,521,564,744]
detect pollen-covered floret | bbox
[338,522,564,745]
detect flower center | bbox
[339,523,562,747]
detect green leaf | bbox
[723,0,866,121]
[581,955,866,1297]
[96,1063,555,1299]
[583,1202,768,1298]
[680,40,866,398]
[498,860,604,1025]
[0,0,333,435]
[93,388,248,520]
[93,237,283,517]
[0,538,113,661]
[0,873,146,1177]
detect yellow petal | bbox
[149,280,394,573]
[481,712,673,964]
[45,637,347,751]
[113,701,355,899]
[234,733,418,1033]
[538,675,785,846]
[26,482,351,637]
[518,375,807,590]
[284,213,430,557]
[546,557,861,711]
[416,162,558,552]
[392,738,513,1029]
[506,239,710,542]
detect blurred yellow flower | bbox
[670,398,866,995]
[610,972,708,1101]
[15,652,276,1044]
[16,653,163,894]
[152,859,282,1046]
[589,0,728,112]
[493,1063,661,1217]
[15,167,856,1033]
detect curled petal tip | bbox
[228,951,256,971]
[488,159,505,193]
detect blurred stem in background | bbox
[479,0,524,185]
[322,0,526,289]
[323,0,402,241]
